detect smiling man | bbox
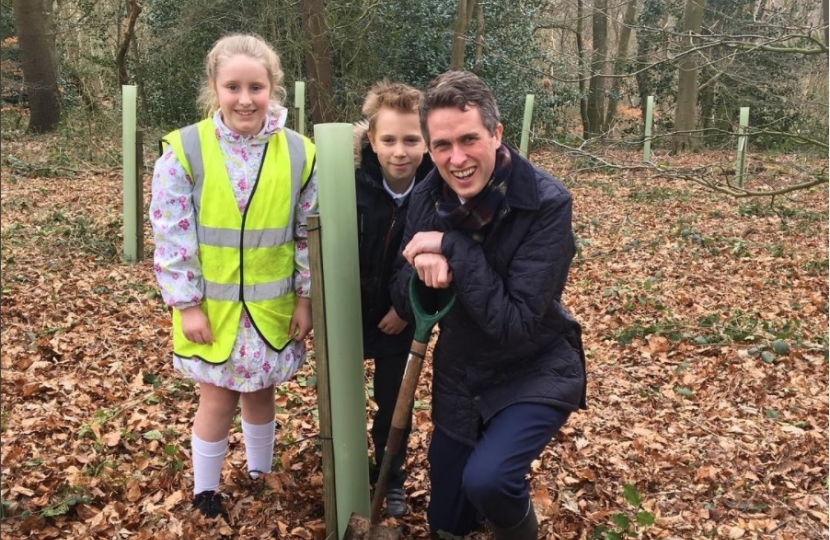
[391,71,587,539]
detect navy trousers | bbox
[426,402,571,536]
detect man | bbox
[390,71,587,539]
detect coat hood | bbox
[353,119,370,169]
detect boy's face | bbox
[369,107,427,187]
[426,105,503,200]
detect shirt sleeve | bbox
[148,146,204,309]
[293,164,319,298]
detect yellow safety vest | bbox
[161,118,315,363]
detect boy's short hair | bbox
[362,80,423,134]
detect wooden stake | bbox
[307,214,338,539]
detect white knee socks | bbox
[241,419,275,478]
[191,432,228,495]
[191,420,274,493]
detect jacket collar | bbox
[424,143,539,211]
[500,144,539,211]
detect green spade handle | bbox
[409,272,456,343]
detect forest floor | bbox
[1,121,827,540]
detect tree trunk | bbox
[472,1,485,70]
[300,0,335,124]
[603,0,638,132]
[450,0,476,70]
[131,32,150,125]
[586,0,608,138]
[13,0,61,133]
[672,0,707,154]
[823,0,828,46]
[576,0,589,138]
[635,0,664,126]
[116,0,142,86]
[699,79,714,132]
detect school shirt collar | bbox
[383,176,415,207]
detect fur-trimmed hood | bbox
[353,119,371,169]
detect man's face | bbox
[426,105,503,200]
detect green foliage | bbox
[801,258,829,276]
[40,485,91,518]
[592,484,655,539]
[0,0,14,41]
[634,0,682,108]
[141,0,307,127]
[748,338,792,363]
[674,386,694,398]
[163,444,185,472]
[612,319,684,345]
[699,0,827,150]
[353,0,573,145]
[136,0,572,138]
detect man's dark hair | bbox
[419,70,501,147]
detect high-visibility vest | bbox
[161,119,315,363]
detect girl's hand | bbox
[378,306,408,335]
[290,297,312,341]
[180,305,214,344]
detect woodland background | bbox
[1,0,828,539]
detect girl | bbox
[149,34,317,519]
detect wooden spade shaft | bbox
[344,276,455,540]
[369,339,429,524]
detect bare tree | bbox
[576,0,590,137]
[586,0,608,137]
[603,0,638,132]
[473,1,485,70]
[451,0,477,70]
[115,0,141,86]
[13,0,61,132]
[300,0,335,124]
[672,0,707,153]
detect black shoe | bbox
[193,490,223,519]
[385,488,407,518]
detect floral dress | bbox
[149,108,318,392]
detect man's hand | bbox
[181,305,214,344]
[403,231,444,266]
[290,297,312,341]
[378,306,408,335]
[413,253,453,288]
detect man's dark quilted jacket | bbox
[390,144,587,446]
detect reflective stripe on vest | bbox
[163,119,314,363]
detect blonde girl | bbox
[149,33,317,518]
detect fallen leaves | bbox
[1,143,827,540]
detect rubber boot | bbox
[490,500,538,540]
